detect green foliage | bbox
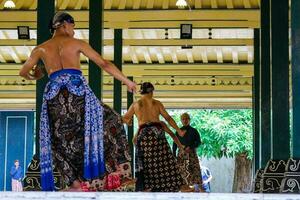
[167,109,253,160]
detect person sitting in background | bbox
[201,164,212,192]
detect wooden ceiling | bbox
[0,0,259,109]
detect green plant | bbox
[166,109,253,160]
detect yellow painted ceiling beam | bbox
[0,63,253,69]
[0,10,259,22]
[0,39,254,46]
[0,84,252,91]
[0,10,260,28]
[0,63,254,76]
[0,21,259,29]
[0,102,252,110]
[0,92,252,98]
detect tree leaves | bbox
[166,109,253,160]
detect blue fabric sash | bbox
[40,69,105,191]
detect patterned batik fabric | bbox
[88,104,133,191]
[48,89,85,186]
[135,122,183,192]
[39,69,132,191]
[40,70,105,191]
[177,148,202,186]
[48,91,133,190]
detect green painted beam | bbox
[127,76,134,175]
[113,29,122,114]
[271,0,290,160]
[88,0,103,99]
[35,0,54,155]
[291,0,300,159]
[260,0,271,167]
[253,28,260,172]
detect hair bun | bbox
[140,82,154,94]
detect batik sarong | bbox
[135,122,183,192]
[177,148,202,186]
[40,69,132,191]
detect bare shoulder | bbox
[30,44,46,56]
[73,38,88,46]
[36,38,57,48]
[153,99,162,106]
[136,99,143,108]
[36,40,50,49]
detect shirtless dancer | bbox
[123,82,187,192]
[20,12,136,191]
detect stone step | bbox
[1,192,300,200]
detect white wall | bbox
[200,157,235,193]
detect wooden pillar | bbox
[89,0,103,99]
[260,0,271,166]
[270,0,290,160]
[113,29,123,114]
[253,28,261,172]
[291,0,300,159]
[260,1,290,193]
[35,0,55,155]
[127,76,134,175]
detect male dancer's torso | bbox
[35,35,82,75]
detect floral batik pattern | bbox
[88,104,133,191]
[48,89,85,186]
[39,69,131,191]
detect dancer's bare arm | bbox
[79,40,136,93]
[132,133,138,145]
[122,103,135,125]
[19,47,45,80]
[160,121,184,150]
[158,102,185,136]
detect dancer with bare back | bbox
[123,82,188,192]
[20,12,136,191]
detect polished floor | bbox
[0,192,300,200]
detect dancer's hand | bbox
[184,146,191,153]
[122,116,132,126]
[132,134,138,145]
[31,65,45,80]
[178,129,186,137]
[126,81,137,93]
[179,144,185,150]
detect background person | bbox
[201,164,213,192]
[173,113,202,190]
[10,160,23,192]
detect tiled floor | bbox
[0,192,300,200]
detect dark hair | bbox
[140,82,154,94]
[181,113,190,120]
[49,12,74,34]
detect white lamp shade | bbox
[4,0,16,8]
[176,0,187,8]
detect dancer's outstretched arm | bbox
[79,40,136,93]
[122,103,135,125]
[160,121,184,150]
[158,101,185,137]
[19,47,45,80]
